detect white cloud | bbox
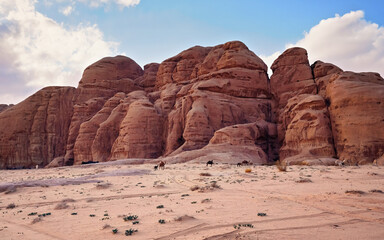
[262,10,384,78]
[79,0,140,8]
[0,0,119,104]
[60,5,74,16]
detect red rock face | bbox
[312,61,343,98]
[64,56,143,164]
[156,41,276,161]
[0,104,14,113]
[110,91,163,160]
[279,94,335,163]
[73,93,126,164]
[0,87,75,169]
[135,63,160,91]
[326,72,384,165]
[270,47,317,109]
[0,41,383,168]
[270,49,384,165]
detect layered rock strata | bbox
[0,87,75,168]
[0,41,383,168]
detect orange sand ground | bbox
[0,161,383,239]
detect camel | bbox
[158,161,166,170]
[206,160,213,167]
[242,160,250,166]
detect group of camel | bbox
[153,160,252,170]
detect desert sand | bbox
[1,161,383,240]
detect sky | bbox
[0,0,384,104]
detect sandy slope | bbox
[0,162,383,240]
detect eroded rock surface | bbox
[0,41,383,168]
[279,94,335,163]
[326,72,384,165]
[0,87,75,169]
[64,56,143,163]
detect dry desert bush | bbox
[199,172,212,176]
[345,190,365,195]
[6,203,16,209]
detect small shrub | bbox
[295,178,312,183]
[123,215,138,221]
[28,212,38,216]
[89,214,96,217]
[132,221,140,225]
[38,213,51,217]
[345,190,365,195]
[71,212,77,215]
[210,181,221,189]
[158,219,166,224]
[234,223,254,229]
[96,183,112,189]
[191,201,197,204]
[190,185,200,191]
[156,205,164,209]
[257,212,267,216]
[112,228,118,234]
[199,172,212,176]
[181,194,190,197]
[6,203,16,209]
[369,189,383,193]
[125,229,138,236]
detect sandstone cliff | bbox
[0,87,75,168]
[0,104,14,113]
[0,41,383,168]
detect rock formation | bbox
[0,41,383,169]
[0,87,75,169]
[326,71,384,165]
[0,104,14,113]
[64,56,143,164]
